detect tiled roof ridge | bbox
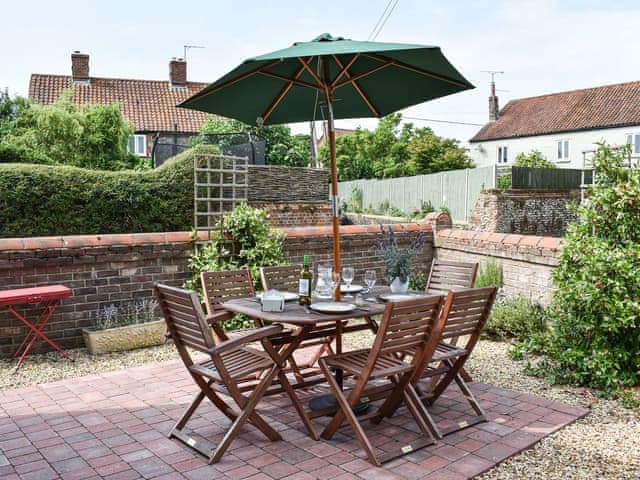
[30,72,208,86]
[502,79,640,105]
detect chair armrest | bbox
[205,310,234,325]
[210,325,283,356]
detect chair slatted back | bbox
[260,264,302,292]
[426,259,478,293]
[201,269,255,315]
[374,295,444,359]
[155,283,214,360]
[439,287,497,344]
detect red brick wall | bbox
[0,224,433,357]
[435,229,562,305]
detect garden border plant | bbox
[519,144,640,399]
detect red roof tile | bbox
[28,74,212,133]
[470,80,640,142]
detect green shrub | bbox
[187,204,287,330]
[526,144,640,394]
[474,258,503,288]
[497,174,511,189]
[514,150,555,168]
[484,296,546,341]
[0,145,218,237]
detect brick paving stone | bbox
[224,464,260,478]
[474,442,521,462]
[428,467,468,480]
[246,452,280,468]
[417,454,450,472]
[446,453,495,477]
[295,456,330,472]
[183,465,226,479]
[102,469,142,480]
[130,455,177,479]
[19,466,60,480]
[357,466,406,479]
[260,460,301,478]
[339,458,371,474]
[38,444,77,462]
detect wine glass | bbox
[342,266,355,298]
[364,270,376,294]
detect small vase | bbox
[389,276,409,293]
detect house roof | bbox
[29,74,211,133]
[470,80,640,142]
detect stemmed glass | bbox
[342,266,355,298]
[364,270,376,294]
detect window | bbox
[626,133,640,154]
[128,135,146,156]
[497,145,508,163]
[557,139,569,161]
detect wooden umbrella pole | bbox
[323,57,341,301]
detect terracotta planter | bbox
[82,319,166,355]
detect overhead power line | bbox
[403,116,484,127]
[368,0,400,41]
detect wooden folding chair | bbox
[259,264,302,293]
[426,259,478,293]
[201,269,255,342]
[318,295,445,466]
[413,287,497,438]
[155,283,287,464]
[261,264,338,369]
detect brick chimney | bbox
[488,80,499,122]
[71,51,90,85]
[169,58,187,89]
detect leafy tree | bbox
[318,113,473,181]
[527,144,640,394]
[514,150,556,168]
[0,89,31,140]
[406,133,473,174]
[195,116,311,167]
[2,90,136,170]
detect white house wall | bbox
[470,125,638,168]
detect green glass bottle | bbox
[298,255,312,305]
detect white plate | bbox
[309,302,356,313]
[378,293,416,302]
[340,284,363,293]
[257,291,299,302]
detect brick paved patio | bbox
[0,359,588,480]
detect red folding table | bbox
[0,285,72,368]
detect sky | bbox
[3,0,640,144]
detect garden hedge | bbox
[0,146,216,237]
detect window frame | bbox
[128,134,147,157]
[556,139,570,162]
[625,133,640,154]
[497,145,508,163]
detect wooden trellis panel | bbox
[194,154,248,240]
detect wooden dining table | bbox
[221,288,434,438]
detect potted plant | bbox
[82,299,166,355]
[376,226,425,293]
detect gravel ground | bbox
[1,338,638,479]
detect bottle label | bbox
[298,279,310,296]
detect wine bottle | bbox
[298,255,312,305]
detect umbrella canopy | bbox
[180,33,473,299]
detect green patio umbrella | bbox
[180,33,473,299]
